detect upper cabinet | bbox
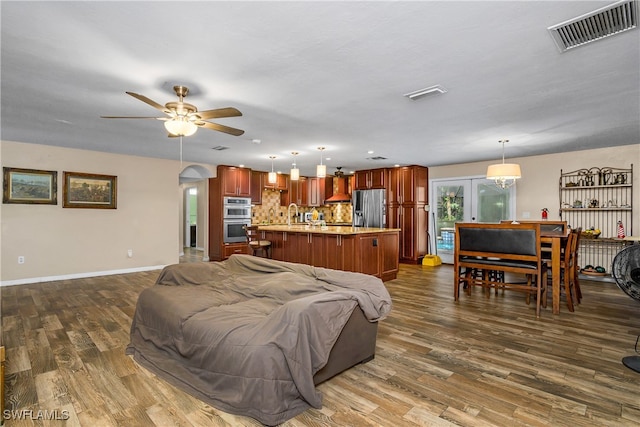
[354,168,386,190]
[388,166,428,205]
[288,176,308,206]
[250,170,263,204]
[308,177,333,206]
[264,173,288,191]
[219,166,251,197]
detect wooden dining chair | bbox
[244,225,272,258]
[547,226,581,311]
[572,227,583,303]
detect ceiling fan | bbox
[101,85,244,137]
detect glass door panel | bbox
[433,180,470,264]
[431,177,516,264]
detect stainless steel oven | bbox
[223,219,252,243]
[223,196,252,219]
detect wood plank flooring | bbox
[2,254,640,426]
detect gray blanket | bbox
[125,254,392,425]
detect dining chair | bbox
[546,227,581,311]
[572,227,583,303]
[244,225,272,258]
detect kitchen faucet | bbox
[268,207,276,224]
[287,203,299,227]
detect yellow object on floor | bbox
[422,254,442,266]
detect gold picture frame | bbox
[63,171,117,209]
[2,167,58,205]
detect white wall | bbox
[430,144,639,228]
[0,141,183,285]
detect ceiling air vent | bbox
[366,156,388,161]
[548,0,638,52]
[211,146,229,151]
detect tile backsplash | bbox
[252,190,352,224]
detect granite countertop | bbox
[256,224,400,235]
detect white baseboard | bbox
[0,265,166,287]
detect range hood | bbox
[325,176,352,203]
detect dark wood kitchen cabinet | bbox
[219,165,251,197]
[264,173,288,191]
[288,176,308,206]
[387,165,428,263]
[308,177,333,206]
[250,170,263,204]
[354,168,386,190]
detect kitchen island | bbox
[256,224,400,281]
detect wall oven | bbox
[223,219,252,243]
[223,196,252,219]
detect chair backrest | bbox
[456,222,541,261]
[243,225,260,243]
[570,226,582,266]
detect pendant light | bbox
[290,152,300,181]
[268,155,277,184]
[486,139,521,189]
[316,147,326,178]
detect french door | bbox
[430,177,516,264]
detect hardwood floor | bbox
[2,260,639,426]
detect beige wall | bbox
[2,140,637,284]
[1,141,184,285]
[430,144,639,229]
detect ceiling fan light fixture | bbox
[164,117,197,136]
[486,139,521,189]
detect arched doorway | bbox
[180,165,214,262]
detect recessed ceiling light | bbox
[252,139,261,144]
[239,164,245,168]
[404,85,447,100]
[367,150,374,154]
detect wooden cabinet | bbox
[354,168,386,190]
[257,227,399,280]
[386,165,429,263]
[219,165,251,197]
[308,177,333,206]
[264,173,288,191]
[288,177,308,206]
[250,170,263,204]
[263,231,285,261]
[388,166,428,204]
[324,234,356,272]
[223,243,249,258]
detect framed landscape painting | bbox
[3,167,57,205]
[63,171,117,209]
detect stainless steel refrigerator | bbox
[352,189,386,228]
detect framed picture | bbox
[3,167,58,205]
[63,171,117,209]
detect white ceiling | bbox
[2,1,639,176]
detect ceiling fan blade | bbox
[100,116,165,119]
[126,92,169,113]
[195,107,242,120]
[199,121,245,136]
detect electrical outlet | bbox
[127,249,133,258]
[18,256,25,264]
